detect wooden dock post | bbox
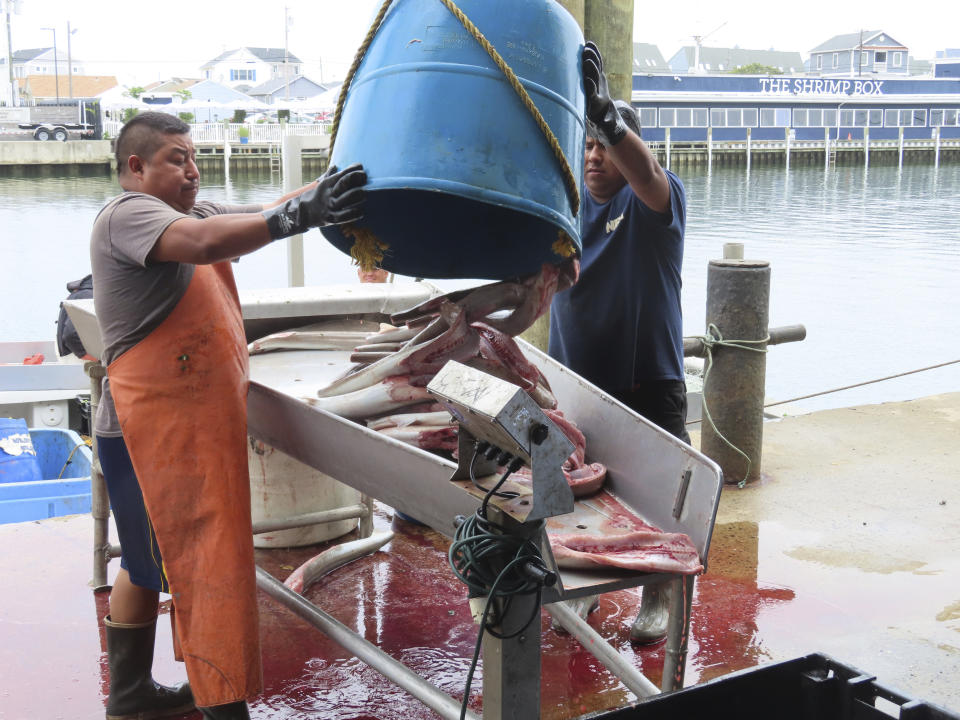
[700,243,770,485]
[746,127,751,172]
[824,127,830,170]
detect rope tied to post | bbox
[329,0,581,220]
[694,323,770,488]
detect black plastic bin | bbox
[584,653,958,720]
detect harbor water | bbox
[1,162,957,415]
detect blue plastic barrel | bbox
[322,0,585,280]
[0,418,42,484]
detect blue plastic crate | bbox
[0,428,92,525]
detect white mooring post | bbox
[785,127,791,171]
[898,126,905,170]
[746,127,751,172]
[281,133,306,287]
[864,126,870,169]
[665,127,671,170]
[707,126,713,172]
[935,126,941,169]
[223,129,231,175]
[824,127,830,170]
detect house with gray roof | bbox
[1,47,85,82]
[247,75,333,104]
[633,43,670,74]
[807,31,909,76]
[200,47,303,92]
[668,46,803,74]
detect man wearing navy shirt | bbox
[549,42,689,643]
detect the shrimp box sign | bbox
[759,77,885,96]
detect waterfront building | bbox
[247,75,334,105]
[630,72,960,144]
[200,47,304,93]
[632,43,671,74]
[807,31,909,77]
[15,75,116,103]
[934,49,960,79]
[667,46,804,75]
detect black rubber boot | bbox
[104,615,195,720]
[629,581,671,644]
[199,701,250,719]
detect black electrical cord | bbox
[449,447,551,720]
[468,440,518,502]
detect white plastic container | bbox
[248,437,360,548]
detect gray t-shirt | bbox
[91,192,260,436]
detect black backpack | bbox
[56,274,94,359]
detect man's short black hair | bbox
[115,111,191,175]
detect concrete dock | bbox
[2,392,957,718]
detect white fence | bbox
[102,120,330,145]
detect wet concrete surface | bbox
[1,393,958,719]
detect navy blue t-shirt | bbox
[548,171,686,392]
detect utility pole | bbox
[42,26,59,104]
[283,6,288,99]
[857,29,863,77]
[4,0,19,107]
[67,21,76,98]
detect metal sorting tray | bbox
[65,284,723,601]
[246,341,723,602]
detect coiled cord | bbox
[449,442,553,719]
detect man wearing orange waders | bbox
[90,112,365,719]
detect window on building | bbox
[931,109,958,126]
[833,53,839,68]
[711,109,725,127]
[760,108,791,127]
[229,69,256,82]
[845,109,884,127]
[875,51,887,64]
[743,108,758,126]
[887,108,927,126]
[823,109,837,126]
[794,108,826,127]
[893,52,902,67]
[639,108,657,127]
[658,108,708,127]
[861,51,869,67]
[817,55,823,70]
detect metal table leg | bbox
[85,361,113,590]
[661,574,695,692]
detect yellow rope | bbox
[344,224,390,272]
[551,231,578,258]
[330,0,581,217]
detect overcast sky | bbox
[6,0,956,86]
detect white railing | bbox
[101,121,330,145]
[197,122,330,145]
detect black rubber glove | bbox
[583,41,627,147]
[262,163,367,240]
